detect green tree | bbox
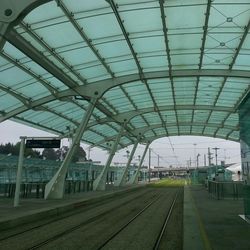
[0,142,41,158]
[42,148,57,160]
[55,145,87,162]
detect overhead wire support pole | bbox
[212,147,220,166]
[114,141,139,187]
[93,121,126,191]
[128,142,150,185]
[44,97,98,199]
[148,147,152,183]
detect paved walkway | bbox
[184,185,250,250]
[0,185,142,230]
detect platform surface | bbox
[184,185,250,250]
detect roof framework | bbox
[0,0,250,149]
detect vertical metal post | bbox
[196,153,200,168]
[212,147,220,174]
[93,122,125,191]
[14,136,26,207]
[148,148,151,182]
[204,154,206,167]
[128,142,150,185]
[115,141,138,186]
[208,147,212,166]
[44,98,97,199]
[157,154,160,179]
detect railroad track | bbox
[153,191,179,250]
[0,188,148,241]
[97,189,180,250]
[0,188,159,250]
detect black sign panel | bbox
[26,139,61,148]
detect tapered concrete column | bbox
[44,98,97,199]
[114,141,138,187]
[93,123,125,191]
[127,142,150,185]
[14,136,26,207]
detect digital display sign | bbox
[26,139,61,148]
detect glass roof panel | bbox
[0,0,248,148]
[229,131,239,141]
[77,14,122,40]
[0,93,21,112]
[130,117,147,129]
[192,126,204,134]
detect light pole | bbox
[148,148,151,182]
[212,147,220,166]
[212,147,220,175]
[193,143,197,167]
[196,153,200,168]
[157,154,160,179]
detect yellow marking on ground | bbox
[189,188,213,250]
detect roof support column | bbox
[127,142,150,185]
[93,122,126,191]
[44,98,97,199]
[114,141,138,187]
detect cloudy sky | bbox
[0,120,241,167]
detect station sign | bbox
[26,139,61,148]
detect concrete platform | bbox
[184,185,250,250]
[0,185,142,231]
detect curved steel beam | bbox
[0,69,247,122]
[0,0,51,49]
[90,122,238,147]
[0,84,30,106]
[116,132,239,151]
[86,104,235,128]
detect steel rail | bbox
[97,194,162,250]
[153,191,179,250]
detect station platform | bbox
[1,183,250,250]
[184,185,250,250]
[0,184,143,231]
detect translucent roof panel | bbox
[0,0,249,149]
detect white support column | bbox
[114,141,138,187]
[127,142,150,185]
[93,123,125,191]
[14,136,26,207]
[44,98,97,199]
[240,139,250,184]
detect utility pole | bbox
[148,148,151,182]
[208,147,213,166]
[157,154,160,179]
[212,147,220,166]
[204,154,206,167]
[193,143,197,168]
[196,153,200,168]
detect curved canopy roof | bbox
[0,0,250,149]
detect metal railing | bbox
[208,180,244,200]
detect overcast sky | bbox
[0,120,241,167]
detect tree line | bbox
[0,142,88,162]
